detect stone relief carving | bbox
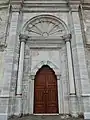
[22,15,69,39]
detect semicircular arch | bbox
[21,14,69,39]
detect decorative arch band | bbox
[21,14,69,39]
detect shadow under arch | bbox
[35,64,57,80]
[31,61,60,76]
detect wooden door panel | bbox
[48,90,57,101]
[34,73,46,113]
[34,89,46,113]
[34,105,45,113]
[35,75,45,86]
[34,65,58,113]
[46,71,58,113]
[47,106,58,113]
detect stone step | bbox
[8,114,84,120]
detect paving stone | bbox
[8,115,84,120]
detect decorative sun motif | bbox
[25,15,67,38]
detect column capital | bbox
[63,34,72,43]
[19,34,28,43]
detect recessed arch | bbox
[35,65,56,77]
[21,14,69,39]
[34,65,59,113]
[31,60,60,76]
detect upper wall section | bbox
[10,0,82,12]
[3,0,88,12]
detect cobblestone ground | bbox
[8,115,84,120]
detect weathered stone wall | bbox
[0,52,5,94]
[85,48,90,82]
[82,9,90,82]
[0,0,90,120]
[22,42,70,114]
[0,7,9,94]
[83,10,90,44]
[0,8,9,44]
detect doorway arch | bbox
[34,65,59,114]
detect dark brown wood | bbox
[34,65,58,113]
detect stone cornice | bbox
[67,0,80,11]
[9,0,82,12]
[10,0,24,12]
[0,0,9,4]
[19,34,72,44]
[22,0,79,12]
[82,3,90,10]
[3,0,90,12]
[0,1,9,9]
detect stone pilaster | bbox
[15,34,28,115]
[71,9,90,115]
[0,10,19,120]
[64,34,75,95]
[17,34,28,95]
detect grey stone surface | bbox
[0,0,90,120]
[8,115,84,120]
[84,112,90,120]
[0,114,8,120]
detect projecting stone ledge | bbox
[8,114,84,120]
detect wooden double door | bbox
[34,65,58,113]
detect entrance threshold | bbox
[33,114,59,115]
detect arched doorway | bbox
[34,65,59,114]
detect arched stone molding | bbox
[21,14,69,40]
[30,60,60,80]
[28,61,61,114]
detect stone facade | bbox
[0,0,90,120]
